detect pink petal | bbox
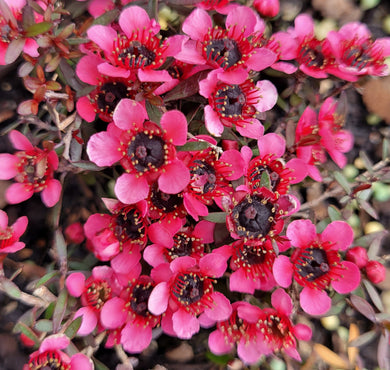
[199,69,219,98]
[182,8,211,40]
[87,25,117,52]
[170,256,196,273]
[114,173,149,204]
[137,69,172,82]
[204,105,224,137]
[193,220,215,243]
[175,40,207,65]
[23,38,39,57]
[204,291,232,321]
[110,248,141,274]
[237,338,266,364]
[198,312,216,328]
[257,133,285,158]
[66,272,86,297]
[271,288,293,316]
[254,80,278,112]
[217,68,248,84]
[92,265,113,281]
[70,354,93,370]
[172,309,199,339]
[9,130,33,150]
[183,192,209,221]
[100,297,127,329]
[226,6,256,37]
[236,302,262,323]
[148,222,173,248]
[148,282,169,316]
[236,119,264,139]
[246,48,277,71]
[331,261,360,294]
[11,215,27,239]
[76,55,101,85]
[272,255,293,287]
[41,179,61,207]
[74,307,98,336]
[6,183,34,204]
[300,287,331,315]
[84,214,110,239]
[230,269,256,294]
[40,334,69,352]
[0,154,19,179]
[284,346,301,361]
[286,158,308,184]
[0,210,8,229]
[121,323,152,353]
[199,253,227,278]
[97,62,130,78]
[158,160,190,194]
[322,221,353,251]
[294,14,314,39]
[293,323,312,341]
[86,131,121,167]
[286,219,316,248]
[119,6,158,38]
[208,330,233,355]
[76,96,96,122]
[143,244,167,267]
[150,263,172,283]
[160,111,188,146]
[113,99,147,131]
[219,149,245,180]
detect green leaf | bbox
[93,357,111,370]
[67,37,90,45]
[205,351,232,365]
[360,0,380,10]
[71,160,105,171]
[202,212,227,223]
[35,319,53,333]
[5,38,25,64]
[359,151,374,175]
[1,279,21,299]
[328,205,342,221]
[145,100,162,124]
[348,330,377,348]
[44,302,55,320]
[33,271,59,289]
[13,322,40,346]
[350,295,376,322]
[357,199,378,220]
[259,170,271,189]
[177,141,210,151]
[64,316,82,339]
[52,289,68,332]
[54,230,67,263]
[334,171,351,194]
[92,8,120,25]
[25,21,52,37]
[382,138,390,160]
[363,279,384,312]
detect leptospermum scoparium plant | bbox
[0,0,389,368]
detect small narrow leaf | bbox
[313,343,350,369]
[54,230,67,263]
[378,332,390,370]
[13,322,40,346]
[202,212,227,223]
[93,357,111,370]
[92,8,120,25]
[357,199,379,219]
[25,21,52,37]
[334,171,351,194]
[5,38,25,64]
[64,316,82,339]
[260,170,271,189]
[383,138,389,160]
[348,330,377,347]
[328,205,342,221]
[350,295,377,322]
[52,289,68,332]
[71,160,105,171]
[1,279,21,299]
[363,279,384,312]
[359,151,374,174]
[34,271,59,289]
[177,141,210,151]
[145,100,162,124]
[35,319,53,333]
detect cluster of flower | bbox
[0,0,389,367]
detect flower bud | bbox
[221,140,239,151]
[346,246,368,268]
[64,222,85,244]
[365,260,386,284]
[253,0,280,18]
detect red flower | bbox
[253,0,280,18]
[0,131,61,207]
[365,260,386,284]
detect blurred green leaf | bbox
[54,230,67,263]
[382,139,389,160]
[145,100,162,124]
[92,8,120,25]
[44,302,55,320]
[334,171,351,194]
[202,212,227,223]
[328,205,342,221]
[52,289,68,332]
[33,271,59,289]
[1,279,21,299]
[5,38,25,64]
[205,351,232,365]
[64,316,82,339]
[260,170,271,189]
[71,161,105,171]
[93,357,111,370]
[360,0,380,10]
[357,199,378,220]
[25,22,52,37]
[359,151,374,175]
[177,141,210,151]
[13,322,40,346]
[35,319,53,333]
[363,279,384,312]
[348,330,377,347]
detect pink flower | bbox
[148,255,232,339]
[327,22,390,81]
[0,130,61,207]
[66,266,123,336]
[24,334,93,370]
[199,69,277,138]
[346,246,369,269]
[86,6,185,82]
[0,210,28,264]
[273,220,361,315]
[365,260,386,284]
[64,222,85,244]
[257,289,312,361]
[176,6,277,84]
[87,99,190,205]
[253,0,280,18]
[197,0,238,14]
[0,0,40,65]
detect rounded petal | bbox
[12,216,28,238]
[76,96,96,122]
[208,330,233,355]
[100,297,127,329]
[257,133,285,158]
[170,256,196,273]
[148,282,169,316]
[183,192,209,221]
[40,334,69,352]
[110,248,141,274]
[6,183,34,204]
[204,292,232,321]
[76,55,101,85]
[148,222,173,247]
[322,221,353,251]
[70,354,93,370]
[286,158,308,184]
[272,255,293,287]
[236,119,264,139]
[255,80,278,112]
[0,154,19,179]
[271,288,293,316]
[226,6,257,37]
[74,307,98,336]
[113,99,147,131]
[9,130,33,150]
[182,8,211,40]
[87,131,121,167]
[193,220,215,243]
[293,323,312,341]
[114,173,149,204]
[143,244,167,267]
[237,338,265,364]
[331,261,361,294]
[119,6,159,38]
[160,110,188,146]
[200,253,228,278]
[137,69,172,82]
[286,219,316,248]
[246,48,277,71]
[41,179,62,207]
[172,309,199,339]
[300,287,331,315]
[158,160,190,194]
[121,323,152,353]
[204,105,224,137]
[87,25,117,52]
[219,149,245,180]
[97,62,131,78]
[230,269,256,294]
[66,272,86,297]
[23,38,39,57]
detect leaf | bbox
[383,138,390,160]
[56,23,75,39]
[34,271,59,289]
[5,38,25,64]
[64,316,82,339]
[67,37,90,45]
[52,289,68,333]
[348,330,377,347]
[313,343,350,369]
[25,21,52,37]
[367,232,387,260]
[166,0,202,3]
[334,171,351,194]
[13,322,40,346]
[357,199,379,219]
[205,351,232,365]
[92,8,120,25]
[177,141,210,151]
[378,331,390,370]
[35,319,53,333]
[71,160,105,171]
[54,230,67,264]
[164,70,210,102]
[328,205,342,221]
[22,6,35,28]
[145,100,162,124]
[202,212,227,223]
[363,279,384,312]
[350,295,377,322]
[93,357,111,370]
[59,59,84,91]
[1,279,21,299]
[259,170,271,189]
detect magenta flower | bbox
[273,220,361,315]
[199,69,277,138]
[176,6,277,84]
[66,266,123,336]
[87,99,190,205]
[148,255,232,339]
[100,275,161,353]
[24,334,93,370]
[0,130,61,207]
[327,22,390,81]
[253,0,280,18]
[0,210,28,265]
[86,6,185,82]
[256,289,312,361]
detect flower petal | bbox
[331,261,361,294]
[121,323,152,353]
[87,25,117,52]
[208,330,233,355]
[74,307,98,336]
[160,110,188,146]
[200,253,227,278]
[6,183,33,204]
[70,354,93,370]
[113,99,147,131]
[204,291,232,321]
[66,272,86,297]
[271,288,293,316]
[272,255,293,287]
[100,297,127,329]
[257,133,285,158]
[41,179,61,207]
[114,173,149,204]
[172,309,199,339]
[148,282,169,315]
[322,221,353,251]
[9,130,33,150]
[76,96,96,122]
[182,8,211,40]
[286,219,316,248]
[0,154,19,179]
[300,287,331,315]
[158,160,190,194]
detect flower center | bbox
[118,40,156,68]
[85,280,112,310]
[295,247,330,282]
[298,39,327,69]
[0,227,13,251]
[28,350,70,370]
[16,152,50,191]
[214,85,246,119]
[96,82,129,115]
[231,194,276,239]
[190,160,217,194]
[172,273,205,306]
[129,282,154,317]
[343,43,372,69]
[128,132,166,172]
[204,37,242,69]
[113,207,145,244]
[149,183,184,217]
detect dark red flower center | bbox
[298,38,329,69]
[16,151,51,191]
[112,207,145,244]
[150,184,184,216]
[85,280,112,310]
[204,37,242,69]
[128,132,166,172]
[0,227,13,251]
[129,282,154,317]
[343,42,373,69]
[231,194,276,240]
[96,81,129,115]
[214,84,246,118]
[118,40,156,68]
[190,159,217,194]
[28,350,70,370]
[296,247,329,281]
